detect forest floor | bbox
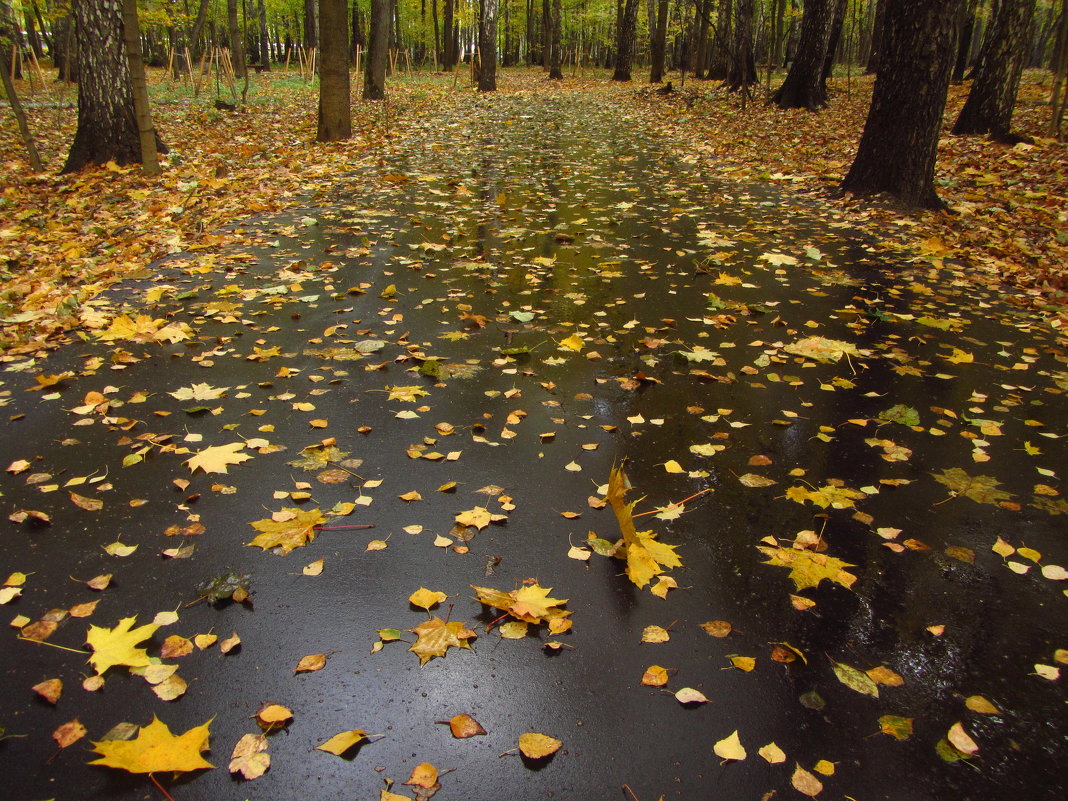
[0,66,1066,361]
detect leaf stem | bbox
[149,773,177,801]
[17,637,90,654]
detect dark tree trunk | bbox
[364,0,389,98]
[953,0,978,82]
[708,0,732,80]
[317,0,350,140]
[443,0,455,69]
[187,0,211,59]
[865,0,885,73]
[548,0,563,78]
[693,0,711,79]
[820,0,846,87]
[725,0,757,90]
[227,0,247,78]
[612,0,640,80]
[842,0,963,209]
[527,0,537,65]
[63,0,143,172]
[25,5,45,59]
[772,0,835,109]
[543,0,551,69]
[352,2,365,52]
[257,0,270,67]
[304,0,319,49]
[953,0,1036,139]
[121,0,159,174]
[478,0,498,90]
[649,0,668,82]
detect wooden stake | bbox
[166,47,175,80]
[296,45,305,78]
[284,43,292,73]
[404,49,412,75]
[193,48,207,96]
[355,45,362,78]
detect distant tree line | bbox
[3,1,1066,207]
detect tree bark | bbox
[708,0,732,80]
[227,0,246,78]
[188,0,211,59]
[612,0,640,80]
[842,0,963,209]
[820,0,847,87]
[317,0,350,140]
[364,0,389,98]
[772,0,835,109]
[63,0,144,172]
[952,0,1037,140]
[304,0,319,49]
[120,0,159,175]
[548,0,563,78]
[443,0,455,69]
[865,0,885,73]
[649,0,668,82]
[478,0,498,90]
[953,0,978,82]
[53,12,79,83]
[725,0,757,91]
[257,0,271,68]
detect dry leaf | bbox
[518,732,562,759]
[229,733,270,779]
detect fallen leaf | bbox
[408,617,476,665]
[89,716,214,774]
[316,729,373,756]
[229,733,270,779]
[518,732,562,759]
[85,617,160,675]
[713,730,746,761]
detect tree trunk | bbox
[364,0,389,98]
[318,0,350,140]
[304,0,319,49]
[543,0,551,70]
[120,0,160,175]
[772,0,834,109]
[443,0,454,69]
[649,0,668,82]
[527,0,537,65]
[725,0,756,90]
[478,0,498,90]
[548,0,563,78]
[693,0,711,79]
[952,0,1036,140]
[227,0,246,78]
[842,0,963,209]
[708,0,732,80]
[953,0,978,82]
[257,0,270,68]
[820,0,846,87]
[612,0,640,80]
[865,0,884,73]
[431,0,439,65]
[0,42,42,170]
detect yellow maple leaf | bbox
[408,587,447,610]
[606,465,683,589]
[408,616,476,666]
[88,716,215,774]
[247,508,327,555]
[85,617,159,675]
[510,585,569,623]
[757,545,857,592]
[783,336,860,364]
[471,584,572,626]
[184,442,252,474]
